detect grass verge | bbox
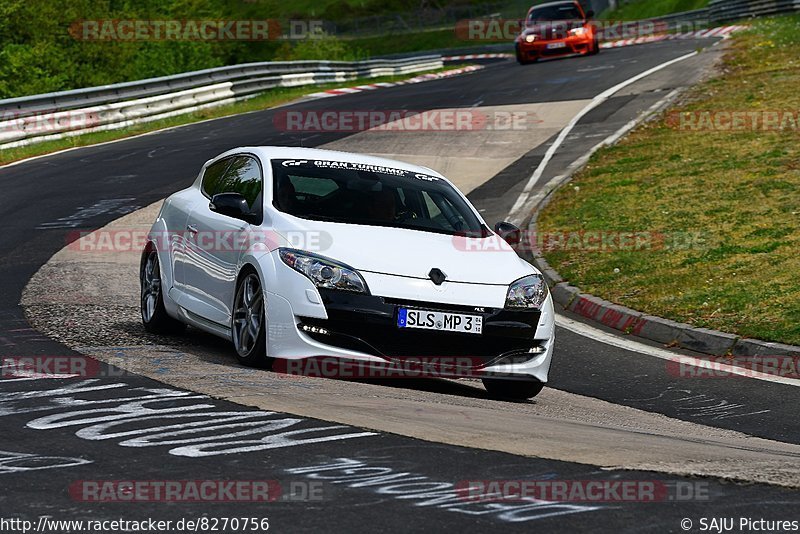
[0,66,468,167]
[536,14,800,345]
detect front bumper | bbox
[265,287,556,382]
[517,36,593,59]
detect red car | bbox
[515,1,599,64]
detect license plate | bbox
[547,42,567,49]
[397,308,483,335]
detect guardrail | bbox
[0,55,442,149]
[647,8,711,29]
[3,2,798,151]
[709,0,800,22]
[620,1,799,29]
[600,0,799,27]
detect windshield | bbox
[271,159,488,236]
[528,4,582,22]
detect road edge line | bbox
[520,58,800,373]
[508,50,698,221]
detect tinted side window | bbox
[222,156,263,208]
[202,158,232,198]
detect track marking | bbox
[556,315,800,388]
[507,50,698,223]
[510,52,800,388]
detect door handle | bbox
[186,224,198,234]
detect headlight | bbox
[279,248,368,293]
[569,27,587,36]
[505,274,549,309]
[524,34,536,43]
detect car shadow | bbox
[157,328,536,404]
[267,357,537,404]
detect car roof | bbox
[219,146,444,178]
[529,1,581,10]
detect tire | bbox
[140,249,186,335]
[515,45,530,65]
[590,37,600,55]
[482,377,545,400]
[231,270,272,368]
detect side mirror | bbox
[585,9,595,19]
[494,221,521,246]
[210,192,258,224]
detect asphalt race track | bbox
[1,38,799,532]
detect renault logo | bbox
[428,268,447,286]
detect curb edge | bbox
[524,71,800,360]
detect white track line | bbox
[507,50,698,223]
[556,315,800,387]
[522,87,682,215]
[529,80,799,387]
[508,45,800,387]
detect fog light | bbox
[300,324,329,336]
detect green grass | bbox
[257,0,526,22]
[537,14,800,345]
[600,0,711,20]
[0,0,522,98]
[0,66,466,167]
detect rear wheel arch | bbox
[140,239,176,292]
[140,246,185,335]
[140,241,156,277]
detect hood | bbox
[271,217,535,286]
[522,20,585,39]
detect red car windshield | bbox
[528,4,583,22]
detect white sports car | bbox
[140,146,555,399]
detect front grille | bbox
[540,46,572,56]
[382,297,494,314]
[301,318,535,359]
